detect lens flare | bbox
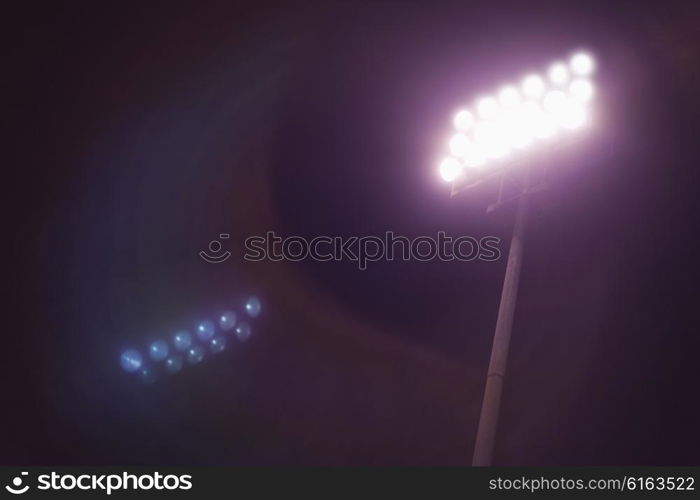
[187,345,205,365]
[219,311,237,331]
[148,340,169,362]
[138,367,157,384]
[196,320,215,341]
[165,355,184,374]
[245,296,262,318]
[172,330,192,352]
[120,350,143,373]
[210,335,227,354]
[235,322,252,342]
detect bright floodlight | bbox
[560,101,587,130]
[439,157,462,182]
[476,96,499,119]
[523,102,556,139]
[463,142,486,167]
[569,78,594,102]
[548,62,569,84]
[498,86,520,108]
[522,74,545,98]
[570,52,595,75]
[449,133,470,157]
[499,109,532,149]
[543,90,568,115]
[453,110,475,131]
[475,121,508,159]
[543,90,587,129]
[439,50,596,182]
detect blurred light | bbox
[172,330,192,352]
[219,311,237,331]
[463,143,486,167]
[195,320,215,341]
[186,345,205,365]
[138,367,157,384]
[120,349,143,373]
[476,96,499,119]
[522,102,557,139]
[534,117,557,138]
[543,90,569,114]
[475,122,509,158]
[165,355,184,374]
[543,90,587,129]
[235,322,252,342]
[449,133,469,157]
[548,62,569,84]
[569,78,594,102]
[499,108,533,149]
[498,86,520,108]
[148,340,169,362]
[560,101,587,130]
[570,52,594,75]
[453,110,475,131]
[121,290,265,382]
[474,122,495,145]
[245,296,262,318]
[522,74,545,98]
[439,157,462,182]
[210,335,227,354]
[439,50,595,183]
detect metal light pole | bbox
[436,51,596,466]
[472,175,529,466]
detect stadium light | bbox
[438,51,595,184]
[436,51,596,466]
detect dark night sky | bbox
[4,1,700,465]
